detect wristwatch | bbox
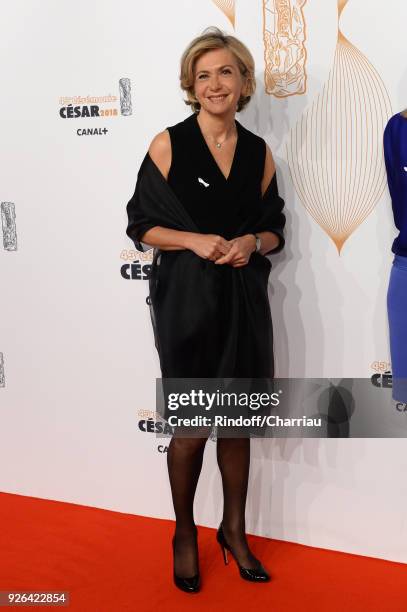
[254,234,261,253]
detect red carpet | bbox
[1,492,406,611]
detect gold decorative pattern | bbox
[286,0,392,253]
[263,0,307,97]
[211,0,236,28]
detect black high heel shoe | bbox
[216,523,271,582]
[172,534,201,593]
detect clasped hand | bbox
[189,233,256,268]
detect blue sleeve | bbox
[383,115,398,204]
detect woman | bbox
[384,110,407,404]
[126,27,285,593]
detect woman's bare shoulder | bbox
[261,142,276,196]
[148,130,171,180]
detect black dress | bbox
[126,112,285,380]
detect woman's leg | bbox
[216,437,259,569]
[387,257,407,403]
[167,435,209,577]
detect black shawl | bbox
[126,153,285,379]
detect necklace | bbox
[198,117,236,149]
[213,125,236,148]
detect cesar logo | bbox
[198,177,210,187]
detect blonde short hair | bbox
[180,26,256,113]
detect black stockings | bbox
[167,436,208,577]
[217,437,259,569]
[167,435,259,578]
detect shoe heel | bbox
[217,527,229,565]
[219,543,228,565]
[216,524,271,582]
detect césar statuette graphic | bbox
[263,0,307,97]
[0,353,5,388]
[1,202,17,251]
[119,78,132,116]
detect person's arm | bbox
[139,130,180,249]
[256,143,282,254]
[383,115,398,207]
[140,131,231,261]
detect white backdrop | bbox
[1,0,406,564]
